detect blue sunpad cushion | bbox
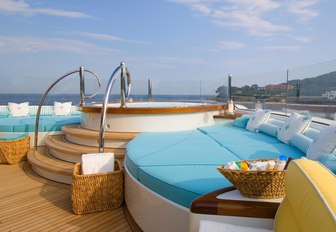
[222,142,304,160]
[126,125,306,208]
[126,130,239,178]
[199,125,282,146]
[0,115,80,132]
[0,111,10,118]
[138,165,231,208]
[0,133,26,140]
[317,154,336,174]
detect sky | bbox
[0,0,335,94]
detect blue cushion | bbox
[223,142,304,160]
[232,116,250,128]
[0,115,80,132]
[290,133,313,154]
[268,118,285,127]
[317,154,336,174]
[198,125,247,135]
[126,130,239,179]
[198,125,304,160]
[126,125,305,208]
[0,111,10,118]
[259,123,280,137]
[138,165,231,208]
[199,125,282,145]
[303,128,320,141]
[0,133,26,140]
[0,125,13,132]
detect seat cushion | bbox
[199,125,281,145]
[274,159,336,231]
[126,130,238,178]
[0,116,80,132]
[199,125,304,160]
[138,165,231,208]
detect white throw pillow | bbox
[8,102,29,117]
[54,102,72,116]
[246,110,271,132]
[306,125,336,160]
[277,112,311,144]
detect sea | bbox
[0,93,219,105]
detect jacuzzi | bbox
[79,102,225,132]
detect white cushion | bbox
[8,102,29,117]
[53,102,72,116]
[277,113,311,144]
[246,110,271,132]
[307,125,336,160]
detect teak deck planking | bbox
[0,162,135,232]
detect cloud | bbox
[168,0,320,36]
[0,36,118,54]
[287,0,319,21]
[75,32,151,45]
[0,0,89,18]
[293,36,312,43]
[260,45,301,51]
[128,56,204,69]
[186,46,219,52]
[218,40,246,50]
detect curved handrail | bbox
[79,67,102,105]
[33,67,101,149]
[98,62,131,152]
[120,65,132,108]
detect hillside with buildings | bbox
[216,71,336,101]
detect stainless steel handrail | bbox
[33,67,101,149]
[98,62,131,152]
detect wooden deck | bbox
[0,162,139,232]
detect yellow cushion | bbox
[274,159,336,231]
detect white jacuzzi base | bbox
[125,164,189,232]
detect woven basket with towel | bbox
[71,153,123,214]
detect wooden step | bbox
[62,125,138,148]
[62,125,139,140]
[46,135,125,163]
[27,147,74,184]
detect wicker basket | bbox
[217,159,286,199]
[71,160,123,214]
[0,136,30,164]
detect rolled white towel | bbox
[81,153,115,175]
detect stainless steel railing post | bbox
[79,66,85,106]
[148,78,152,101]
[120,62,127,108]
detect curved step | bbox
[62,125,138,140]
[27,147,74,184]
[46,135,125,163]
[62,125,139,148]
